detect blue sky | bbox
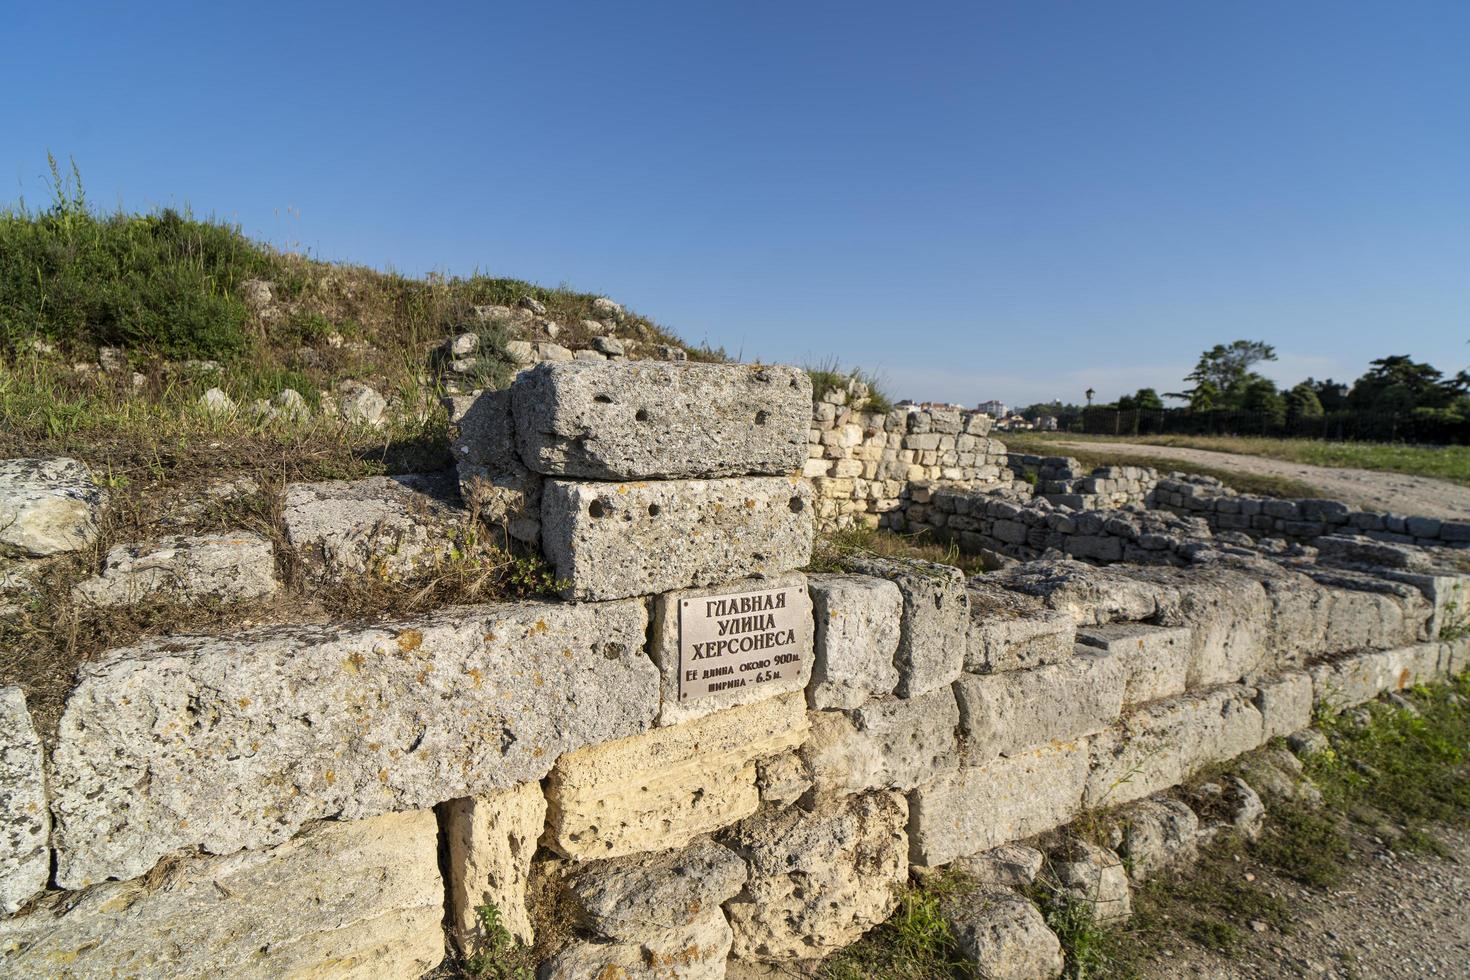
[4,1,1467,406]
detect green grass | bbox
[809,525,993,577]
[1003,433,1324,499]
[820,872,971,980]
[1017,432,1470,487]
[805,357,895,414]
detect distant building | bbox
[1032,415,1059,431]
[976,399,1008,418]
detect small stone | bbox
[283,473,462,582]
[272,387,310,420]
[591,296,624,318]
[592,335,625,357]
[518,296,547,315]
[338,382,386,428]
[71,532,280,607]
[1114,798,1199,882]
[951,843,1046,890]
[198,387,235,415]
[238,278,273,308]
[1287,728,1331,758]
[540,910,731,980]
[945,890,1065,980]
[0,457,106,557]
[564,836,746,940]
[1047,839,1132,923]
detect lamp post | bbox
[1085,388,1095,406]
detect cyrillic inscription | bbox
[678,584,806,700]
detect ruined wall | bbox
[1005,454,1160,511]
[3,359,1469,980]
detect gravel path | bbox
[1051,441,1470,522]
[1145,823,1470,979]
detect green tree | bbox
[1348,355,1468,413]
[1241,377,1286,427]
[1169,341,1276,410]
[1286,382,1325,421]
[1132,387,1165,411]
[1303,377,1349,412]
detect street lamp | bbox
[1085,388,1095,406]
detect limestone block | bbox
[0,688,48,915]
[756,750,812,806]
[952,843,1045,890]
[1074,623,1190,705]
[283,472,463,581]
[846,556,967,697]
[992,559,1169,626]
[909,740,1090,867]
[1254,671,1315,740]
[544,693,808,861]
[1113,564,1271,687]
[954,653,1125,764]
[541,476,814,601]
[71,531,279,607]
[1112,798,1198,882]
[649,571,813,727]
[807,573,902,709]
[564,837,747,941]
[540,909,732,980]
[966,588,1077,675]
[803,688,960,797]
[1084,686,1265,809]
[512,361,811,479]
[51,599,653,888]
[445,782,548,951]
[944,890,1064,980]
[1308,643,1447,709]
[0,811,444,978]
[1047,840,1131,923]
[446,390,543,544]
[724,790,908,961]
[0,457,105,557]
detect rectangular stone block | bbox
[803,688,960,796]
[650,571,814,726]
[966,584,1076,674]
[908,740,1090,867]
[954,653,1125,765]
[1308,643,1447,709]
[51,599,654,888]
[807,573,902,709]
[1075,623,1191,705]
[541,476,814,601]
[0,811,444,978]
[846,556,968,697]
[446,390,543,544]
[444,781,547,952]
[511,360,811,478]
[1084,686,1264,808]
[1255,671,1315,740]
[0,688,48,916]
[544,693,809,860]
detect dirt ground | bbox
[1052,440,1470,522]
[1143,822,1470,980]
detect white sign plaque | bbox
[678,584,806,700]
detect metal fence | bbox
[1068,407,1470,445]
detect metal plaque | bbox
[677,584,806,701]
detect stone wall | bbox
[1006,454,1160,511]
[3,359,1469,979]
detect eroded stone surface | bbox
[1112,798,1198,883]
[803,687,960,797]
[909,740,1090,867]
[945,890,1064,980]
[650,571,813,726]
[845,556,967,697]
[724,790,908,962]
[541,476,814,601]
[1075,623,1190,705]
[544,693,808,861]
[565,837,747,941]
[283,472,463,581]
[51,599,653,888]
[0,811,444,978]
[445,781,548,950]
[0,687,48,915]
[807,573,902,709]
[540,909,733,980]
[0,457,105,557]
[965,580,1076,674]
[954,653,1125,765]
[1255,671,1315,740]
[72,532,279,607]
[513,360,812,480]
[1308,643,1449,709]
[952,843,1045,890]
[1047,839,1132,923]
[446,390,543,545]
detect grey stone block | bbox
[966,587,1076,674]
[1075,623,1191,705]
[846,556,967,697]
[1114,798,1198,883]
[0,457,106,557]
[446,390,543,544]
[541,910,732,980]
[944,890,1064,980]
[541,476,814,601]
[71,531,279,607]
[803,688,960,796]
[512,361,811,479]
[564,837,747,941]
[1254,671,1315,740]
[50,599,655,888]
[283,473,463,582]
[0,687,48,915]
[954,653,1125,764]
[807,573,902,709]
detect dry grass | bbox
[809,525,993,577]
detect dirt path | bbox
[1051,440,1470,522]
[1145,823,1470,979]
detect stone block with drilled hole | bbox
[541,476,814,601]
[0,810,444,978]
[512,360,812,479]
[0,687,48,915]
[806,573,902,709]
[1074,623,1191,705]
[802,687,960,797]
[1084,685,1264,809]
[908,740,1090,867]
[724,790,908,961]
[648,570,813,727]
[543,693,808,860]
[443,781,547,952]
[844,556,967,697]
[49,599,652,888]
[953,652,1125,765]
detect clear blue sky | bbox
[5,1,1468,407]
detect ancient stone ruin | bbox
[1,358,1468,978]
